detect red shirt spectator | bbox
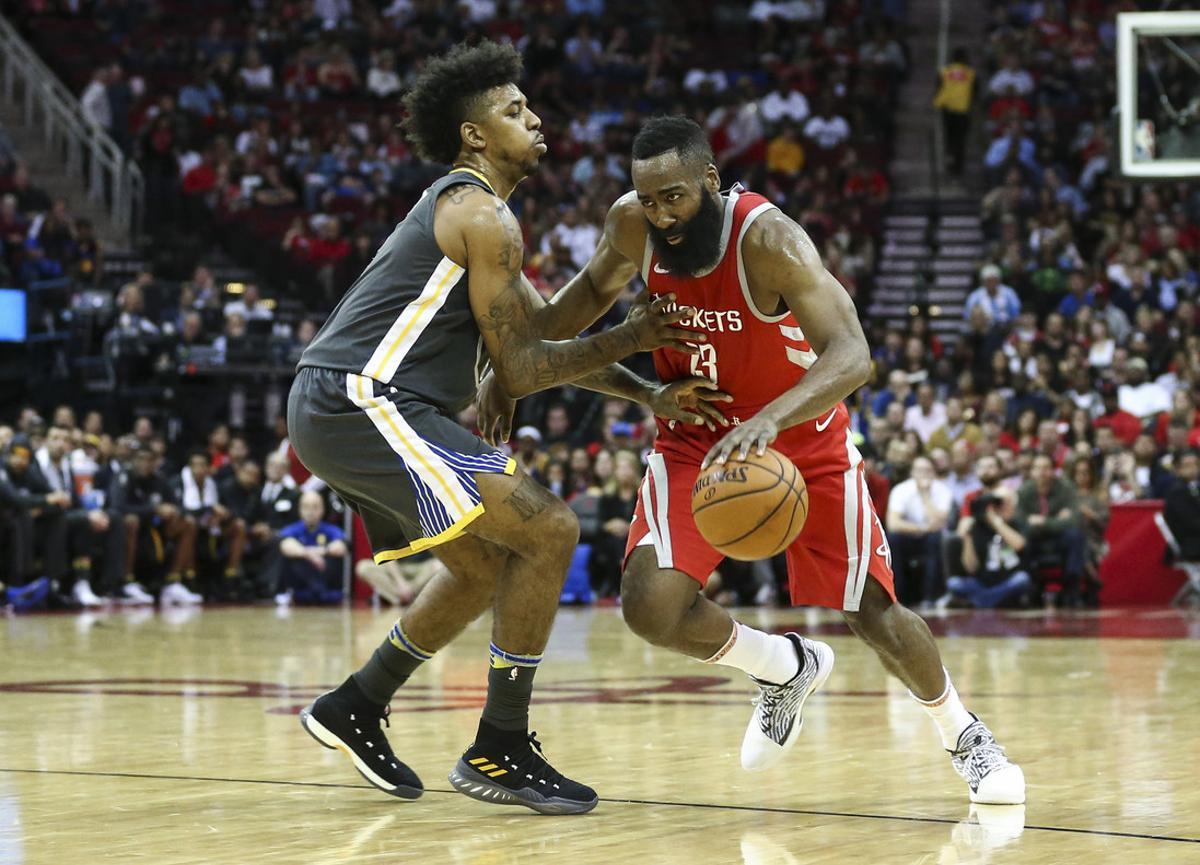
[182,161,218,195]
[1094,410,1142,447]
[988,96,1032,126]
[844,168,890,201]
[997,430,1021,453]
[1154,408,1200,446]
[307,221,350,265]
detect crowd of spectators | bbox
[0,388,679,612]
[4,1,1200,615]
[0,404,365,611]
[0,146,104,289]
[862,0,1200,610]
[10,0,902,313]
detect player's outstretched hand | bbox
[648,377,733,431]
[701,414,780,469]
[476,371,515,445]
[624,292,708,354]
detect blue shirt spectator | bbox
[566,0,605,15]
[984,127,1038,174]
[178,79,224,116]
[280,517,345,548]
[964,265,1022,327]
[277,491,348,605]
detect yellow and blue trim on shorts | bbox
[345,371,516,563]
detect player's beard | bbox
[647,190,725,276]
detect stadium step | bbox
[935,274,974,289]
[875,288,972,304]
[939,215,979,228]
[883,215,929,229]
[936,228,984,243]
[931,259,978,274]
[940,244,983,258]
[872,197,981,342]
[882,243,933,257]
[884,229,927,243]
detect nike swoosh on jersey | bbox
[815,408,839,431]
[653,262,672,274]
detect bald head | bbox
[299,491,325,526]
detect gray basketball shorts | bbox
[287,367,514,562]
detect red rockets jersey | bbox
[640,185,851,474]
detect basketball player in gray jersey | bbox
[288,41,726,815]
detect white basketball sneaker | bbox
[949,714,1026,804]
[161,581,203,606]
[121,581,155,605]
[72,578,104,608]
[741,634,835,771]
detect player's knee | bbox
[542,501,580,553]
[620,571,680,646]
[620,590,674,645]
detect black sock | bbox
[476,645,541,747]
[350,619,432,706]
[480,662,538,730]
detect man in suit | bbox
[35,424,131,605]
[0,434,74,606]
[252,453,302,595]
[259,452,302,530]
[1164,450,1200,560]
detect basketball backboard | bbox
[1117,11,1200,178]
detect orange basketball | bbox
[690,447,808,561]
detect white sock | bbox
[912,668,975,750]
[703,622,800,684]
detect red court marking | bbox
[0,676,1034,716]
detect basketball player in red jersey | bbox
[477,116,1023,805]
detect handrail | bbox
[0,12,142,240]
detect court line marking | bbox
[2,767,1198,845]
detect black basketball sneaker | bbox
[299,679,423,799]
[448,731,598,815]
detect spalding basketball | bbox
[691,448,808,561]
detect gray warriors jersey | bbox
[297,169,494,413]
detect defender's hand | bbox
[476,372,516,446]
[624,292,708,353]
[648,377,732,431]
[702,415,780,469]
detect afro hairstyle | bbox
[400,40,525,165]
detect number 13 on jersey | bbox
[686,324,817,386]
[689,342,718,383]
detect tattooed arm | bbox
[456,196,704,399]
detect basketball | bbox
[690,448,808,561]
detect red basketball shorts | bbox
[623,436,896,612]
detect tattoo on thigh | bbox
[503,476,549,522]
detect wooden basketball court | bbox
[2,604,1198,863]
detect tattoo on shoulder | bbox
[445,184,482,205]
[496,203,524,271]
[503,475,549,522]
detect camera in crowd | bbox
[970,493,1001,519]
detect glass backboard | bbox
[1118,11,1200,178]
